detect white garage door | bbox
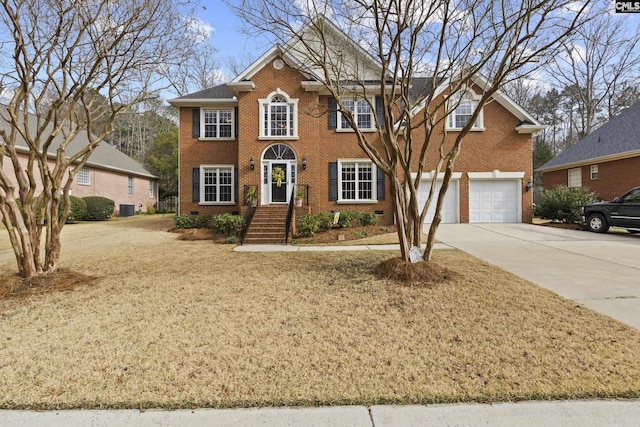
[417,179,459,223]
[469,180,519,223]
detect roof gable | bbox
[538,101,640,171]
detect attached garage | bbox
[415,172,460,224]
[468,172,523,223]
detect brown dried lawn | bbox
[0,216,639,410]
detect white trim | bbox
[337,97,376,131]
[337,158,377,202]
[200,108,235,140]
[168,98,238,107]
[445,87,484,131]
[410,171,463,180]
[199,164,235,205]
[258,89,299,139]
[467,171,525,179]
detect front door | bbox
[270,162,288,203]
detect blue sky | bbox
[198,0,271,76]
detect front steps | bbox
[243,206,292,244]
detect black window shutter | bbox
[234,107,239,139]
[375,96,383,128]
[377,166,385,201]
[192,108,200,138]
[329,162,338,201]
[328,97,337,130]
[234,167,239,204]
[192,168,200,202]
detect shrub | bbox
[535,186,599,223]
[194,214,213,229]
[316,211,334,231]
[82,196,115,221]
[174,214,195,229]
[58,196,87,223]
[298,214,320,237]
[146,205,156,215]
[359,211,377,226]
[337,210,356,228]
[211,213,243,237]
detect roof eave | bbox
[537,149,640,172]
[168,97,238,107]
[516,124,547,134]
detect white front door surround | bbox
[261,144,297,205]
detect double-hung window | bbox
[568,168,582,187]
[200,165,234,204]
[446,89,483,130]
[149,180,155,198]
[338,160,375,201]
[77,167,91,185]
[202,109,234,139]
[127,176,134,196]
[339,99,374,130]
[259,91,298,139]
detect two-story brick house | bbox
[169,19,543,241]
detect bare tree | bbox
[0,0,200,278]
[551,13,640,137]
[226,0,591,262]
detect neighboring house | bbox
[1,110,158,216]
[169,18,543,241]
[538,101,640,200]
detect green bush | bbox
[359,211,377,226]
[82,196,114,221]
[298,214,320,237]
[535,186,599,223]
[211,213,243,237]
[194,214,213,229]
[146,205,156,215]
[316,211,334,231]
[174,214,195,229]
[58,195,87,223]
[337,210,356,228]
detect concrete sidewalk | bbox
[2,400,640,426]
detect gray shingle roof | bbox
[538,101,640,171]
[1,108,156,178]
[173,84,235,100]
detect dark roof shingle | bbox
[538,101,640,171]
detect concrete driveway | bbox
[434,223,640,330]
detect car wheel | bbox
[587,213,609,233]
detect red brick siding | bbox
[543,156,640,200]
[179,63,534,224]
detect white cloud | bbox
[185,17,214,44]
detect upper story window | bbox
[590,165,599,180]
[77,167,91,185]
[568,167,582,187]
[338,99,375,131]
[202,109,234,139]
[259,90,298,139]
[446,89,484,131]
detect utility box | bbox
[119,203,135,217]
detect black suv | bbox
[582,187,640,233]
